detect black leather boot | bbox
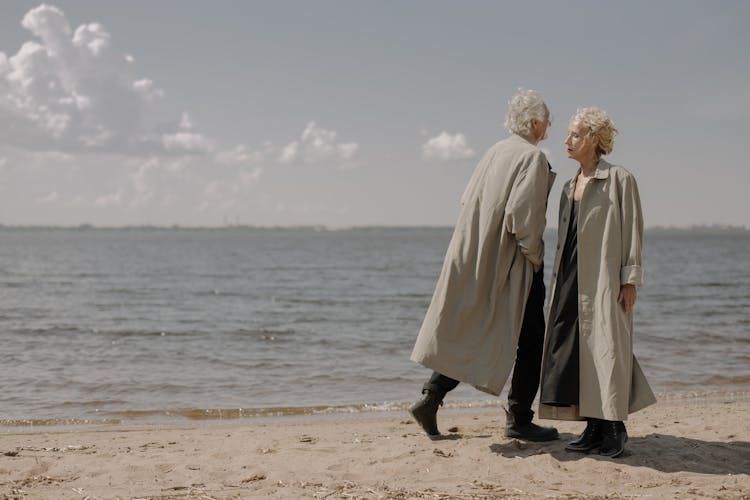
[599,420,628,458]
[565,418,603,452]
[408,389,444,438]
[504,409,559,442]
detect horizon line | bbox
[0,223,747,232]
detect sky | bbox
[0,1,748,228]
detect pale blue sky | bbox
[0,1,748,227]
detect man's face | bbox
[531,111,550,143]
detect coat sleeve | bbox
[618,172,644,287]
[504,152,549,266]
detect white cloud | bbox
[0,4,208,156]
[215,145,264,166]
[160,112,215,155]
[0,157,7,167]
[279,121,359,165]
[36,191,59,204]
[278,141,299,163]
[94,189,125,207]
[162,131,215,155]
[178,112,193,130]
[72,22,110,56]
[132,78,164,102]
[239,167,262,185]
[421,131,475,161]
[128,157,159,207]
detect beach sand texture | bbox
[1,398,748,499]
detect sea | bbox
[1,227,748,429]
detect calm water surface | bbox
[0,227,748,427]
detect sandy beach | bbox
[1,397,748,499]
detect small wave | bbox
[697,374,750,386]
[654,329,749,344]
[13,326,86,336]
[285,297,347,306]
[98,329,204,338]
[692,282,740,288]
[103,404,388,420]
[103,400,503,421]
[655,389,750,401]
[0,417,122,427]
[227,328,297,342]
[60,399,128,408]
[193,290,254,298]
[0,281,28,289]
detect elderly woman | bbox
[538,107,656,458]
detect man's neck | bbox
[522,133,540,145]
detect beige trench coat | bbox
[411,134,555,395]
[539,159,656,421]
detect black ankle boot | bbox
[599,420,628,458]
[408,390,444,438]
[565,418,603,453]
[504,409,559,442]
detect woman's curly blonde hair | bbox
[572,107,618,156]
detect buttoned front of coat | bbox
[541,158,656,421]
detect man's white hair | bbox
[504,88,548,139]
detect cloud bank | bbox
[0,4,362,223]
[0,4,210,155]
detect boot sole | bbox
[599,447,625,458]
[505,432,560,442]
[565,441,602,453]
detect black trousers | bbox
[422,267,546,425]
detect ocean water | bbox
[0,227,748,427]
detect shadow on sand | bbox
[489,433,750,475]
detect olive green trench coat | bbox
[411,134,555,395]
[539,159,656,421]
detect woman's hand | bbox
[618,284,637,313]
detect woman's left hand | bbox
[618,284,637,313]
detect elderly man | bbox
[410,88,558,441]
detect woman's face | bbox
[565,119,598,163]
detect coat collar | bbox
[593,158,611,179]
[508,133,535,146]
[564,157,611,199]
[506,134,557,193]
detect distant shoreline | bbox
[0,224,747,234]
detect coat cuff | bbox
[621,265,643,287]
[521,240,543,267]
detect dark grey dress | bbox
[540,200,580,406]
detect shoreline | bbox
[1,398,748,498]
[3,388,749,434]
[3,388,749,433]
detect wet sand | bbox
[1,397,748,499]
